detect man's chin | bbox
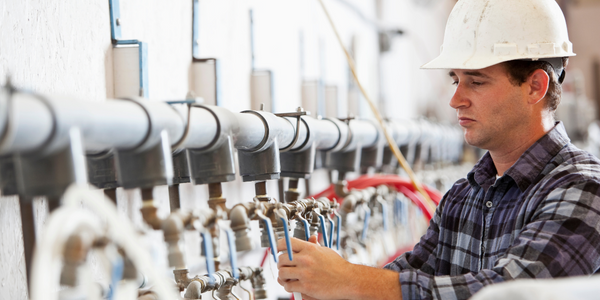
[463,133,488,149]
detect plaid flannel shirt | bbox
[385,122,600,299]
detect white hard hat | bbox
[422,0,575,71]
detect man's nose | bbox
[449,84,470,109]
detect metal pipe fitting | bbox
[229,204,254,252]
[250,268,268,300]
[183,280,203,300]
[60,234,87,287]
[140,203,162,230]
[179,267,265,299]
[162,214,186,269]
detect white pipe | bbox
[0,92,55,153]
[0,87,463,162]
[176,105,219,149]
[346,119,379,151]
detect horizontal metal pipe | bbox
[309,118,341,151]
[234,112,268,150]
[0,87,462,164]
[0,91,155,154]
[0,92,54,154]
[345,119,379,151]
[175,105,218,149]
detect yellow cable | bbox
[317,0,436,211]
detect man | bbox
[276,0,600,299]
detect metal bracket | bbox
[108,0,122,42]
[338,116,355,125]
[275,108,307,152]
[249,9,255,70]
[191,58,222,106]
[191,2,223,106]
[113,40,149,98]
[109,1,149,98]
[192,0,200,59]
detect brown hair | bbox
[502,57,569,112]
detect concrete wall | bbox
[0,0,453,299]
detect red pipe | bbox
[311,175,441,220]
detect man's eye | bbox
[451,81,458,86]
[471,81,483,86]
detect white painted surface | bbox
[566,2,600,107]
[0,0,456,299]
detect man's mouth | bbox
[458,117,475,126]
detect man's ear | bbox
[527,69,550,105]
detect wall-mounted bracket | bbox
[113,40,149,98]
[192,0,200,59]
[108,0,149,98]
[108,0,122,42]
[191,58,222,106]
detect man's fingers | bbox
[277,252,296,268]
[279,277,305,294]
[277,237,312,253]
[278,266,304,281]
[308,235,319,245]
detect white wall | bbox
[566,1,600,114]
[0,0,453,299]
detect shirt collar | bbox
[467,122,570,192]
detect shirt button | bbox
[486,201,493,208]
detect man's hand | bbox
[276,236,402,300]
[277,235,352,299]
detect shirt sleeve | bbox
[385,180,600,300]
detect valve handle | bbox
[334,212,342,250]
[399,197,408,226]
[279,216,293,261]
[317,214,330,248]
[224,229,239,279]
[257,212,278,263]
[393,198,400,225]
[381,202,389,232]
[299,217,310,241]
[327,217,334,248]
[200,231,216,284]
[361,205,371,242]
[107,256,124,300]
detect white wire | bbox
[30,206,103,300]
[60,184,181,300]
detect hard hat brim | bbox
[421,53,576,70]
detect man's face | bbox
[449,64,529,151]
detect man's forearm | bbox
[342,264,402,300]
